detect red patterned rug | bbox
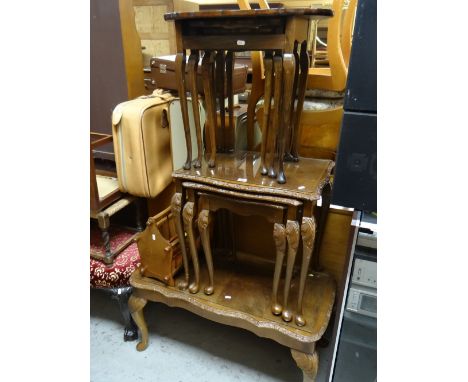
[90,226,141,288]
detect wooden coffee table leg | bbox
[198,209,214,295]
[282,220,300,322]
[295,216,317,327]
[128,294,148,351]
[291,348,319,382]
[187,50,203,168]
[175,51,192,170]
[277,52,296,184]
[183,201,200,294]
[271,223,286,315]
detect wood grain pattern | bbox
[119,0,146,99]
[164,8,333,21]
[130,264,336,353]
[173,152,334,202]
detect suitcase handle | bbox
[161,109,169,128]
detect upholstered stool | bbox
[90,226,141,341]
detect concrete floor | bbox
[90,289,333,382]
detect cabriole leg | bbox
[198,209,214,295]
[291,348,319,382]
[282,220,300,322]
[171,192,189,290]
[295,216,317,327]
[285,41,299,162]
[175,51,192,170]
[290,41,310,161]
[277,53,296,184]
[128,294,148,351]
[271,223,286,315]
[187,50,203,168]
[261,51,274,176]
[183,201,200,294]
[201,51,217,167]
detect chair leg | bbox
[97,212,113,264]
[135,197,147,232]
[110,287,138,341]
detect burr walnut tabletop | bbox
[172,152,334,202]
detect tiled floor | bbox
[90,289,333,382]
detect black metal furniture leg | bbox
[110,286,138,341]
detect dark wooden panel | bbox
[91,0,128,160]
[165,8,333,21]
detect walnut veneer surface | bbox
[131,262,335,353]
[173,152,334,202]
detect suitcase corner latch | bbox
[159,64,167,74]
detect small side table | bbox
[164,7,332,184]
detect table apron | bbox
[182,34,286,51]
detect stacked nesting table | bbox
[129,8,336,381]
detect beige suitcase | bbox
[112,90,174,198]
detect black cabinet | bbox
[332,0,377,212]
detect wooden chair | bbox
[90,132,144,264]
[251,0,358,159]
[237,0,270,150]
[307,0,358,92]
[243,0,357,150]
